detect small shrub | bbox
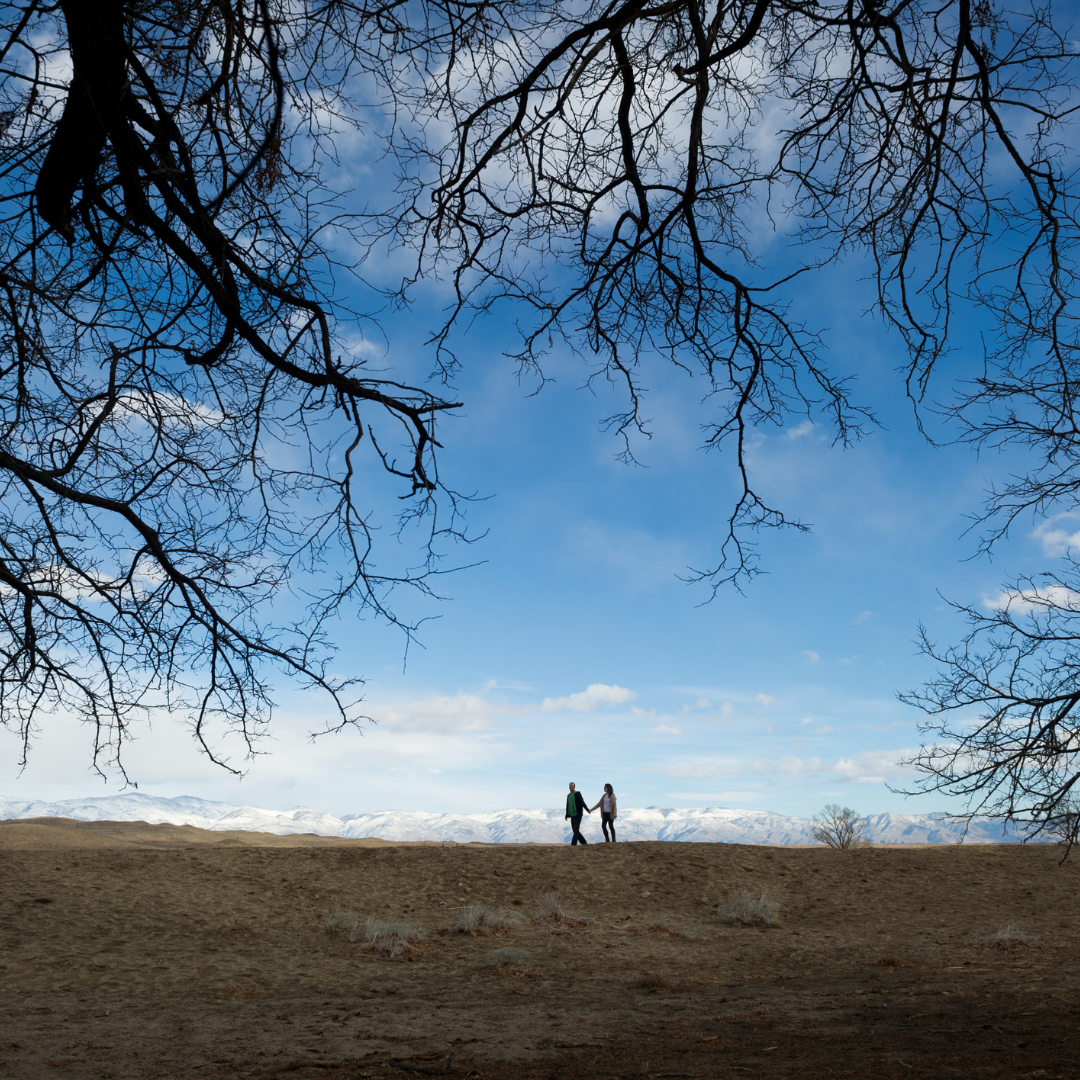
[326,910,360,935]
[328,914,427,957]
[536,890,567,923]
[812,804,866,849]
[488,946,531,968]
[719,889,780,927]
[985,922,1041,950]
[875,955,902,967]
[452,903,522,936]
[363,915,426,953]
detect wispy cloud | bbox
[833,749,914,783]
[540,683,637,713]
[1032,514,1080,557]
[565,522,687,588]
[802,650,820,664]
[785,420,815,440]
[376,693,511,733]
[984,585,1080,615]
[654,748,916,785]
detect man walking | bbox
[565,782,590,845]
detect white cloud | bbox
[802,650,820,664]
[540,683,637,713]
[776,755,828,777]
[652,724,682,734]
[656,748,917,785]
[670,791,763,802]
[1032,514,1080,557]
[115,389,223,428]
[832,749,915,783]
[375,693,508,733]
[657,759,745,779]
[814,726,834,735]
[756,693,777,708]
[853,610,878,624]
[984,585,1080,615]
[785,420,815,440]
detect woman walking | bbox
[590,784,617,842]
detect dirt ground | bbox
[1,817,1078,1080]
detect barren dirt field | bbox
[1,818,1078,1080]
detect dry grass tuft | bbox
[534,890,591,927]
[719,889,781,927]
[488,946,539,976]
[535,890,566,922]
[488,946,531,968]
[875,955,904,967]
[634,972,673,991]
[360,915,427,957]
[326,911,427,957]
[451,903,523,936]
[984,922,1044,950]
[326,910,360,935]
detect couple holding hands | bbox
[564,781,617,845]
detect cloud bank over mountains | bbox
[0,792,1030,845]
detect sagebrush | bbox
[488,947,531,969]
[719,890,780,927]
[985,923,1041,950]
[535,891,567,923]
[326,912,427,957]
[451,904,522,936]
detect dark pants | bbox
[601,811,616,842]
[569,814,588,844]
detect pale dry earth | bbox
[1,817,1077,1080]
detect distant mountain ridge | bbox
[0,792,1031,845]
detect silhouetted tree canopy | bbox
[0,0,1078,786]
[0,0,468,775]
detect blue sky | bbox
[3,242,1054,821]
[4,33,1068,820]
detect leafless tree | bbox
[1046,799,1080,850]
[0,0,475,778]
[902,577,1080,851]
[373,0,1080,826]
[380,0,1079,589]
[811,803,865,848]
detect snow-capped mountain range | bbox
[0,792,1033,845]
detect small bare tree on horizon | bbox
[812,805,866,850]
